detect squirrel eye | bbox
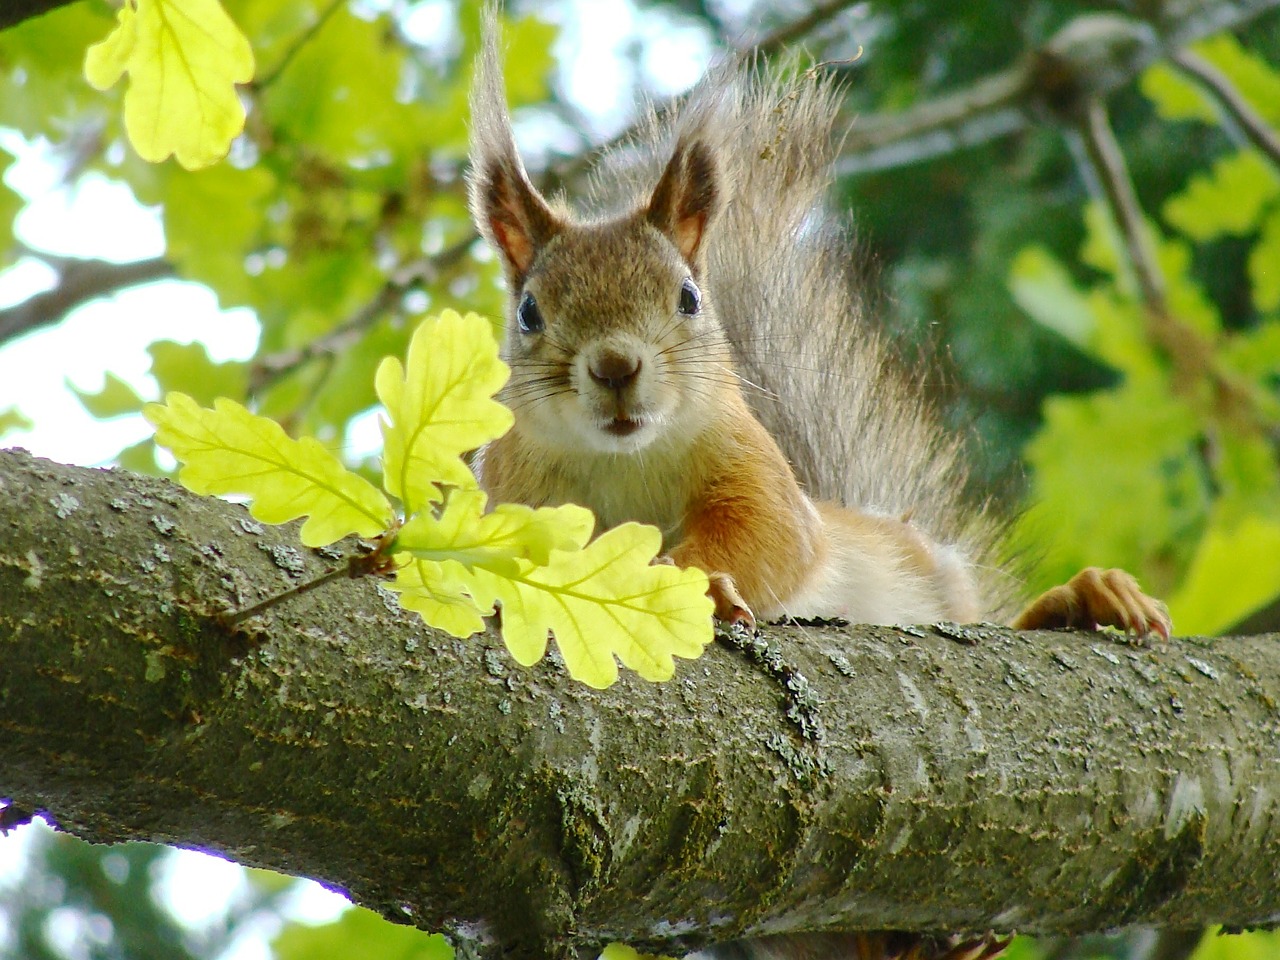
[678,277,701,316]
[517,292,544,334]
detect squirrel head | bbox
[468,25,736,456]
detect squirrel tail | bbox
[597,64,1018,616]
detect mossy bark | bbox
[1,449,1277,960]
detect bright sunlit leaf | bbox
[388,491,713,688]
[84,0,255,169]
[376,309,513,513]
[144,392,392,545]
[468,523,713,689]
[393,558,490,639]
[395,488,594,572]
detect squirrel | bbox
[467,27,1171,643]
[466,20,1170,960]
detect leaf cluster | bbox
[145,310,714,689]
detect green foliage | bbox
[0,823,301,960]
[0,405,33,436]
[1012,66,1280,634]
[273,906,454,960]
[1163,150,1280,241]
[145,310,715,688]
[149,339,250,405]
[2,0,548,453]
[0,3,117,139]
[71,370,146,418]
[1193,929,1280,960]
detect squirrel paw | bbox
[656,557,756,629]
[1013,566,1171,640]
[708,572,756,630]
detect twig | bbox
[253,0,346,90]
[834,4,1280,175]
[1075,97,1167,311]
[836,70,1028,176]
[1155,0,1280,49]
[222,546,395,627]
[1170,48,1280,169]
[1067,97,1266,428]
[248,236,477,393]
[0,251,175,348]
[750,0,865,58]
[222,563,354,625]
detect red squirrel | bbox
[467,34,1169,642]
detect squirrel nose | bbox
[588,351,641,391]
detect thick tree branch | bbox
[1,449,1279,960]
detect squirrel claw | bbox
[1013,566,1171,640]
[708,572,756,630]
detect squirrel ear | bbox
[646,139,720,266]
[468,10,560,280]
[472,153,559,280]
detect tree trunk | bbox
[1,448,1277,960]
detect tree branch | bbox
[1169,48,1280,169]
[247,237,476,393]
[749,0,865,58]
[837,3,1280,174]
[1,449,1278,960]
[0,252,175,348]
[0,0,82,32]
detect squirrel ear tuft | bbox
[646,139,720,267]
[468,9,559,281]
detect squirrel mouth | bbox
[603,417,643,437]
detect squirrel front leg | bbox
[668,420,826,630]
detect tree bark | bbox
[1,448,1277,960]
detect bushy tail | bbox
[594,64,1017,616]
